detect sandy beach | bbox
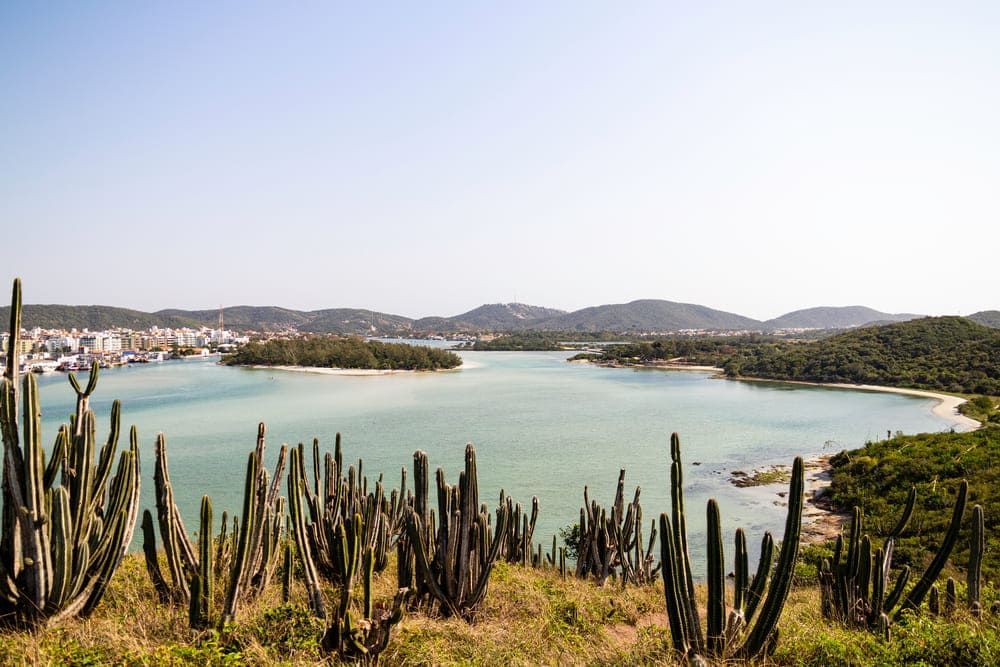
[583,359,980,432]
[580,359,726,373]
[731,376,980,431]
[243,364,462,376]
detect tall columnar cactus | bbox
[895,480,968,620]
[321,545,406,664]
[659,432,803,662]
[189,496,214,629]
[818,489,916,631]
[968,504,984,617]
[819,481,972,633]
[286,435,408,620]
[0,278,141,628]
[304,437,401,579]
[500,493,539,566]
[575,468,659,586]
[142,423,286,628]
[288,445,327,619]
[402,444,510,620]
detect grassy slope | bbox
[827,427,1000,581]
[3,554,998,666]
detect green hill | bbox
[413,303,566,332]
[725,316,1000,394]
[969,310,1000,328]
[156,306,313,330]
[536,299,762,332]
[763,306,921,330]
[0,304,199,331]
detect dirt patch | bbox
[604,611,668,650]
[800,455,849,544]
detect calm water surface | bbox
[32,351,959,560]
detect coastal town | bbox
[0,323,250,373]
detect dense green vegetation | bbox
[225,336,461,370]
[413,303,567,332]
[537,298,762,332]
[0,304,201,330]
[569,336,776,366]
[763,306,920,330]
[469,333,567,351]
[826,427,1000,581]
[724,317,1000,395]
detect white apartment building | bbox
[79,334,103,353]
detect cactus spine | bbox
[659,432,803,662]
[0,279,141,628]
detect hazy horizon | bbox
[3,3,998,320]
[3,292,993,324]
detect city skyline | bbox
[3,2,998,320]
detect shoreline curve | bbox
[580,359,980,431]
[729,376,980,431]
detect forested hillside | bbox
[0,304,199,331]
[763,306,920,330]
[724,317,1000,394]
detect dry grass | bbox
[1,553,998,666]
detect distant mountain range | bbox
[412,303,567,332]
[2,300,995,335]
[969,311,1000,328]
[762,306,922,330]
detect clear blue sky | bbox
[2,2,998,319]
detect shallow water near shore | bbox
[31,350,960,571]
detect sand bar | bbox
[583,359,980,431]
[732,376,980,431]
[242,364,461,376]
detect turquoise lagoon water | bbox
[31,351,959,560]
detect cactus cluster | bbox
[286,434,407,620]
[819,481,981,636]
[142,424,286,628]
[320,542,406,664]
[499,493,538,566]
[400,444,510,620]
[659,433,804,662]
[0,279,141,628]
[575,468,658,586]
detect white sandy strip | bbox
[733,377,980,431]
[598,361,980,430]
[244,364,461,376]
[826,383,979,429]
[644,364,724,372]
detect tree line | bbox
[225,336,462,370]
